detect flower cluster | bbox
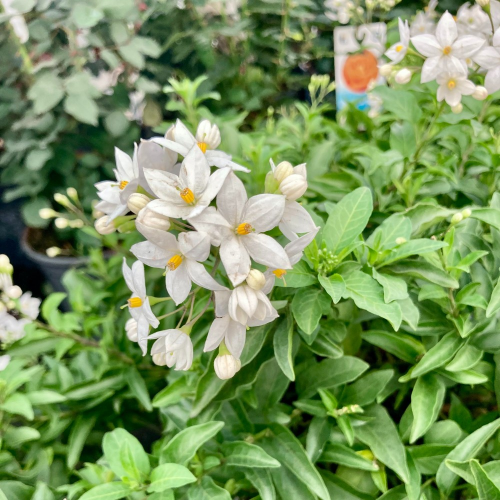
[324,0,401,24]
[0,255,40,345]
[95,120,318,379]
[382,0,500,111]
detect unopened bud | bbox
[66,187,78,201]
[127,193,150,214]
[451,103,463,114]
[7,285,22,299]
[395,68,412,84]
[379,64,393,77]
[451,212,464,224]
[462,208,472,219]
[214,354,241,380]
[395,237,407,245]
[274,161,294,183]
[279,174,308,200]
[246,269,266,291]
[93,208,105,219]
[55,217,69,229]
[69,219,84,228]
[0,255,11,268]
[95,216,116,235]
[472,86,488,101]
[195,120,221,150]
[476,0,489,6]
[136,207,170,232]
[46,247,61,258]
[126,318,138,342]
[39,208,57,219]
[54,193,71,207]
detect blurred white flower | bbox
[324,0,352,23]
[457,3,491,38]
[411,11,436,36]
[436,72,476,106]
[474,30,500,94]
[1,0,29,43]
[18,292,40,320]
[386,19,411,63]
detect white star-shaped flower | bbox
[436,71,476,106]
[189,173,291,286]
[144,145,230,220]
[122,259,159,354]
[456,3,492,39]
[474,30,500,94]
[411,11,436,37]
[386,19,411,64]
[131,230,227,305]
[148,329,193,370]
[151,119,249,172]
[411,11,485,83]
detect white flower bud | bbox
[0,255,10,268]
[451,212,464,224]
[195,120,221,150]
[55,217,68,229]
[54,193,71,207]
[477,0,489,6]
[126,318,138,342]
[379,64,393,77]
[39,208,57,219]
[472,86,488,101]
[95,216,116,235]
[395,237,407,245]
[137,208,170,232]
[127,193,150,214]
[152,353,166,366]
[7,285,22,299]
[246,269,266,291]
[395,68,412,85]
[273,161,294,183]
[462,208,472,219]
[214,354,241,380]
[46,247,61,258]
[451,103,463,114]
[66,187,78,201]
[93,209,105,219]
[279,174,308,201]
[69,219,84,228]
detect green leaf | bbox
[223,441,280,468]
[387,261,459,288]
[410,374,445,443]
[321,470,375,500]
[319,443,379,471]
[390,121,416,158]
[406,332,463,380]
[31,482,54,500]
[297,356,369,399]
[323,187,373,254]
[64,94,99,125]
[446,343,482,372]
[270,464,316,499]
[263,424,330,500]
[79,483,132,500]
[27,73,64,114]
[25,148,53,171]
[275,260,317,288]
[102,428,150,482]
[273,314,295,381]
[355,405,410,484]
[318,274,345,304]
[372,270,408,303]
[26,390,66,405]
[4,426,40,448]
[0,393,33,420]
[153,377,194,408]
[341,369,394,406]
[244,469,276,500]
[71,3,104,28]
[362,330,425,363]
[343,271,402,330]
[471,459,500,500]
[161,421,224,465]
[148,464,196,493]
[292,288,330,335]
[65,375,125,400]
[188,476,230,500]
[0,481,33,500]
[377,239,448,267]
[126,367,152,411]
[436,418,500,496]
[366,214,412,251]
[306,417,331,463]
[67,414,96,469]
[487,276,500,318]
[373,87,422,123]
[444,459,475,484]
[471,207,500,231]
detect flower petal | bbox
[142,298,159,328]
[217,172,248,227]
[131,260,146,298]
[179,145,210,197]
[151,137,189,157]
[179,231,211,261]
[131,241,171,268]
[147,199,193,219]
[225,319,246,358]
[206,150,250,172]
[188,207,233,246]
[242,194,285,232]
[195,167,231,211]
[452,35,485,59]
[166,264,192,305]
[243,233,292,270]
[143,168,181,200]
[474,47,500,69]
[485,66,500,93]
[215,290,231,317]
[115,147,135,180]
[204,315,230,352]
[122,258,135,293]
[285,228,320,265]
[411,34,442,57]
[420,56,443,83]
[280,201,318,239]
[137,315,150,356]
[173,119,196,150]
[436,11,457,47]
[185,260,227,291]
[220,235,251,286]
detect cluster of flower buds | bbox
[324,0,401,24]
[94,119,319,379]
[380,0,500,111]
[0,255,40,344]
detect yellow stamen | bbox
[236,223,253,235]
[180,188,195,204]
[443,46,452,55]
[396,45,403,53]
[128,297,143,308]
[167,254,183,271]
[119,180,129,190]
[447,79,456,90]
[273,269,287,279]
[197,142,208,153]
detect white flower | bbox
[324,0,351,23]
[457,3,491,38]
[189,173,291,286]
[0,355,10,371]
[204,314,247,358]
[436,72,476,106]
[0,311,29,343]
[151,119,249,172]
[88,67,124,95]
[411,11,485,83]
[386,19,411,63]
[131,230,227,305]
[18,292,40,320]
[214,354,241,380]
[474,30,500,94]
[144,146,230,220]
[126,318,138,342]
[122,259,159,354]
[228,286,278,325]
[1,0,29,43]
[149,329,193,370]
[410,11,436,37]
[262,229,319,294]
